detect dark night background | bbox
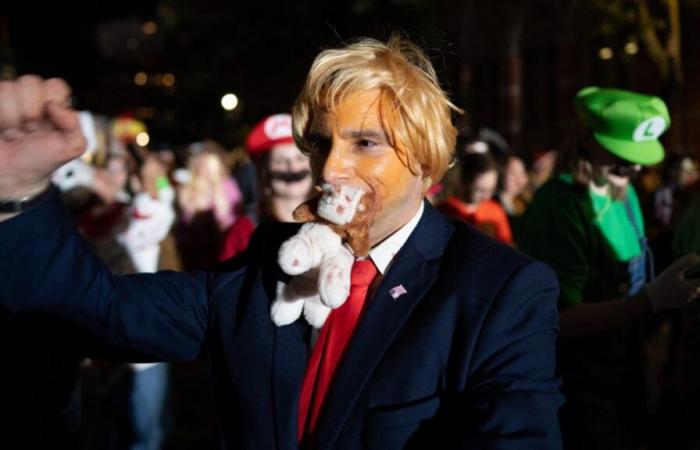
[3,2,700,448]
[4,0,700,160]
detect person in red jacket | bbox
[438,151,513,244]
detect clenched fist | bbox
[0,75,86,200]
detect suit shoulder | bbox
[446,220,532,272]
[209,221,300,288]
[440,221,559,319]
[440,220,559,296]
[253,220,300,241]
[236,221,300,262]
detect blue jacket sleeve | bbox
[464,261,564,448]
[0,188,212,361]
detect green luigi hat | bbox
[574,86,670,165]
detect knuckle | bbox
[18,74,42,86]
[45,78,71,99]
[0,80,14,96]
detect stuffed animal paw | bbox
[271,274,318,326]
[277,222,341,275]
[318,247,354,308]
[273,184,376,328]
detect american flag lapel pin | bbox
[389,284,408,301]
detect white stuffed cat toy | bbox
[272,184,376,328]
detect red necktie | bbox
[297,259,378,443]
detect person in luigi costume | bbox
[519,87,700,449]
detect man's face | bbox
[504,157,528,196]
[589,139,641,188]
[268,143,312,200]
[104,157,129,191]
[93,157,128,204]
[466,170,498,205]
[309,89,424,245]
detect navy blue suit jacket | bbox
[0,188,563,449]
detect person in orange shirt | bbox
[438,151,513,244]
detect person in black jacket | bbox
[0,35,564,449]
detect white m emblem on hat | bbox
[633,116,666,142]
[264,114,293,140]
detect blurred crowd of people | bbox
[8,82,700,450]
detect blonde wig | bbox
[292,34,462,190]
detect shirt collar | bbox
[367,201,425,275]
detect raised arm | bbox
[0,76,213,361]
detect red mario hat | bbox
[245,114,294,157]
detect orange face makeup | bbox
[308,89,424,245]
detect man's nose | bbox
[322,146,351,184]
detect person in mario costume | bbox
[219,113,314,260]
[245,113,314,223]
[0,35,563,449]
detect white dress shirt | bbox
[365,200,425,275]
[309,201,425,344]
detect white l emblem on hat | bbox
[633,116,666,142]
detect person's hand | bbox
[645,254,700,312]
[0,75,86,198]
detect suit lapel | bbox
[314,201,454,449]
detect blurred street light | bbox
[142,21,158,35]
[163,73,176,87]
[624,41,639,55]
[598,47,614,60]
[134,72,148,86]
[221,93,239,111]
[136,132,150,147]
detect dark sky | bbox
[7,1,158,88]
[7,1,694,153]
[4,0,458,145]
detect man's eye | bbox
[357,139,377,148]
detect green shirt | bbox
[585,177,644,261]
[518,175,645,307]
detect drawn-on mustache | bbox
[269,169,311,183]
[609,164,639,178]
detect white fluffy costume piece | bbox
[117,185,176,273]
[52,159,95,192]
[272,184,374,328]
